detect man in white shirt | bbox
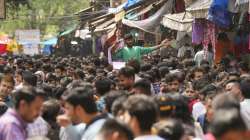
[239,79,250,129]
[121,95,164,140]
[177,43,194,58]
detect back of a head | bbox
[127,59,140,74]
[22,71,37,87]
[210,108,246,139]
[97,119,134,140]
[153,119,184,140]
[123,94,158,132]
[95,78,112,96]
[65,87,97,114]
[240,79,250,99]
[42,99,61,122]
[133,79,151,96]
[212,93,240,111]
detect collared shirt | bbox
[241,99,250,129]
[27,117,49,138]
[0,109,28,140]
[81,114,108,140]
[134,135,165,140]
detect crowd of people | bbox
[0,33,250,140]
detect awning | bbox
[162,12,193,32]
[122,0,173,34]
[59,26,77,37]
[186,0,212,18]
[41,38,58,45]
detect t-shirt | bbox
[114,46,154,62]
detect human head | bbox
[42,99,61,123]
[240,79,250,99]
[184,82,196,100]
[154,94,175,119]
[22,71,37,87]
[225,80,243,101]
[238,62,249,74]
[190,67,205,81]
[95,119,134,140]
[0,74,15,98]
[64,86,97,124]
[124,34,134,48]
[13,87,46,122]
[132,79,151,96]
[152,119,184,140]
[122,94,159,136]
[94,78,112,96]
[127,59,140,74]
[55,65,65,78]
[209,108,247,140]
[165,73,180,93]
[118,67,135,91]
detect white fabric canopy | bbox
[122,0,173,34]
[162,12,193,32]
[186,0,212,18]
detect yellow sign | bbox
[115,10,125,22]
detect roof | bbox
[186,0,212,18]
[162,12,193,32]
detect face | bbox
[194,71,204,81]
[0,81,14,98]
[118,75,134,91]
[55,69,63,77]
[125,38,134,48]
[225,83,242,101]
[64,102,81,124]
[185,87,196,99]
[20,96,44,123]
[120,111,138,136]
[167,80,180,92]
[15,74,22,85]
[205,99,213,122]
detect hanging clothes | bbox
[174,0,186,13]
[208,0,232,28]
[192,19,205,45]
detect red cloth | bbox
[188,99,199,113]
[0,44,7,55]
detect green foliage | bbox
[0,0,89,38]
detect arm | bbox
[140,39,171,55]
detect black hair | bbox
[13,87,46,109]
[95,78,112,96]
[239,61,249,72]
[99,119,134,140]
[123,94,159,132]
[127,59,140,74]
[210,108,246,138]
[212,93,240,110]
[240,79,250,99]
[159,66,169,79]
[133,79,151,96]
[0,103,8,116]
[153,119,184,140]
[118,66,135,79]
[165,73,180,83]
[65,86,97,114]
[22,71,37,86]
[42,99,61,123]
[104,90,128,113]
[124,34,133,40]
[111,94,129,117]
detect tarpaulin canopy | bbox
[122,0,173,34]
[41,38,58,45]
[162,12,193,32]
[186,0,212,18]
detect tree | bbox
[0,0,89,38]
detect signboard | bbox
[15,29,40,55]
[0,0,5,19]
[15,29,40,44]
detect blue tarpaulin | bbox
[124,0,142,9]
[41,38,57,55]
[41,38,57,45]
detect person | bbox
[239,79,250,129]
[118,66,135,93]
[209,108,247,140]
[122,94,164,140]
[94,119,134,140]
[194,44,214,67]
[164,73,181,94]
[0,74,15,107]
[113,34,169,62]
[0,87,46,140]
[177,43,195,58]
[131,79,152,96]
[59,86,108,140]
[225,79,244,102]
[189,67,205,81]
